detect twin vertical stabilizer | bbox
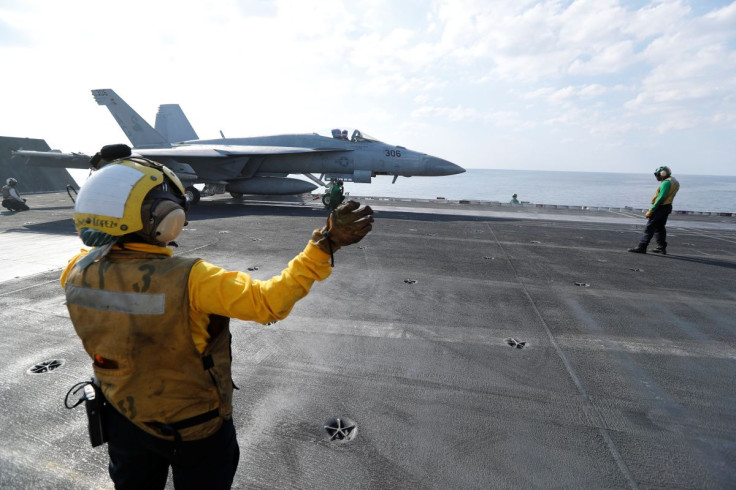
[91,89,171,148]
[155,104,198,143]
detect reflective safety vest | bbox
[651,176,680,207]
[65,250,234,441]
[661,176,679,205]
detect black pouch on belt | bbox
[83,381,108,447]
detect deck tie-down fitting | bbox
[324,417,357,442]
[505,338,526,349]
[27,359,65,374]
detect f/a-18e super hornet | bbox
[12,89,464,203]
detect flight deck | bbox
[1,192,735,489]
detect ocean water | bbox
[69,168,733,213]
[341,169,736,213]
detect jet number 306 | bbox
[385,150,402,157]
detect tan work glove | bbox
[312,200,374,265]
[645,210,653,219]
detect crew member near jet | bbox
[328,179,345,212]
[60,150,373,489]
[510,193,519,204]
[2,177,30,212]
[628,165,680,255]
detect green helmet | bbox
[654,166,671,179]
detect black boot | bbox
[628,247,646,254]
[651,246,666,255]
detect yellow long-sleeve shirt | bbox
[60,241,332,352]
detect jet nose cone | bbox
[425,156,465,176]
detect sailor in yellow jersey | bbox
[60,148,373,489]
[628,165,680,255]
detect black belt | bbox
[145,408,220,443]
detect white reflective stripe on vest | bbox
[66,284,165,315]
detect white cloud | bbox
[712,112,736,127]
[523,84,611,104]
[568,40,637,75]
[0,0,734,174]
[412,105,480,122]
[624,2,736,129]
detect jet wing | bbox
[137,145,351,158]
[11,150,91,169]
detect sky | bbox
[1,0,735,175]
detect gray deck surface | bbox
[1,192,735,489]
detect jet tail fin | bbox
[155,104,198,143]
[91,89,171,148]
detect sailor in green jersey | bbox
[628,166,680,255]
[328,179,345,212]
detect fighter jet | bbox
[12,89,465,203]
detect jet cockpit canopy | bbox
[326,128,382,143]
[350,129,380,143]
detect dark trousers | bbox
[105,404,239,490]
[2,198,29,211]
[638,204,672,249]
